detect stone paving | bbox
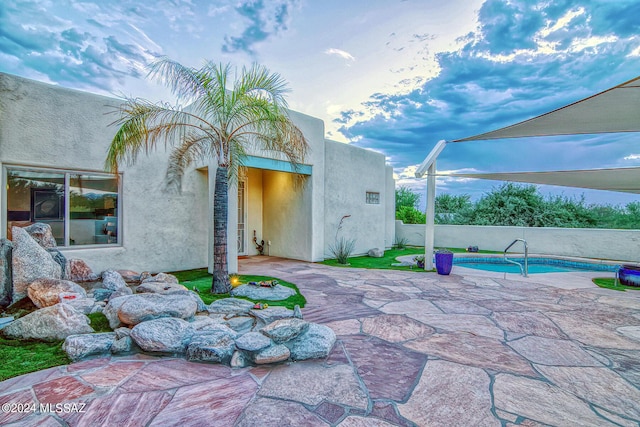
[2,256,640,426]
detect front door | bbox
[237,180,247,255]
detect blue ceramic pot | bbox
[435,252,454,275]
[618,265,640,287]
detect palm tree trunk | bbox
[212,166,231,294]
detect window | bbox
[5,166,121,246]
[366,191,380,204]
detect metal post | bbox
[424,162,436,270]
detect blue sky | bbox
[2,0,640,207]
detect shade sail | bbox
[441,167,640,194]
[454,76,640,142]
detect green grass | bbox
[173,270,306,309]
[0,336,70,382]
[87,312,112,332]
[593,278,640,292]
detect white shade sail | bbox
[453,76,640,142]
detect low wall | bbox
[395,221,640,262]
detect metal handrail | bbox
[504,238,528,277]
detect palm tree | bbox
[105,58,309,294]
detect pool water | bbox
[454,257,618,274]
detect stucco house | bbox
[0,72,395,274]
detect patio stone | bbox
[237,397,327,427]
[258,363,368,409]
[314,400,347,424]
[535,365,640,420]
[403,313,505,340]
[493,373,617,427]
[0,389,38,425]
[79,361,146,388]
[546,312,640,349]
[398,360,499,427]
[361,314,435,342]
[616,325,640,341]
[338,416,398,426]
[324,319,361,335]
[378,298,441,316]
[431,298,491,315]
[404,332,537,376]
[508,336,602,366]
[491,311,566,339]
[32,376,94,404]
[594,348,640,387]
[370,401,414,427]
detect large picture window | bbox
[5,166,121,247]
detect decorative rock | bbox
[227,316,255,335]
[231,350,251,368]
[2,303,93,341]
[116,269,141,283]
[293,305,303,319]
[111,335,134,354]
[285,323,336,360]
[46,248,67,278]
[114,327,132,339]
[103,295,131,329]
[208,298,255,317]
[27,278,87,308]
[260,318,309,344]
[254,344,290,364]
[186,331,236,363]
[235,331,273,352]
[93,288,113,302]
[130,317,194,353]
[142,272,179,284]
[11,226,62,302]
[368,248,384,258]
[117,293,198,326]
[101,270,128,291]
[231,284,296,301]
[24,223,57,248]
[108,286,133,300]
[191,318,237,337]
[62,296,97,315]
[65,259,98,282]
[251,306,296,328]
[139,271,153,282]
[63,332,115,361]
[136,281,188,294]
[0,316,14,330]
[90,302,105,314]
[0,238,13,308]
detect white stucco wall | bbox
[0,73,209,273]
[324,140,388,257]
[396,221,640,262]
[384,165,396,249]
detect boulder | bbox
[227,316,255,335]
[2,303,93,341]
[230,350,251,368]
[142,272,179,284]
[368,248,384,258]
[260,318,309,344]
[109,286,133,300]
[208,298,255,317]
[11,227,62,302]
[93,288,114,302]
[46,248,67,278]
[24,223,57,248]
[231,284,296,301]
[62,296,96,315]
[285,323,336,361]
[190,317,237,337]
[103,295,131,329]
[117,293,198,326]
[250,306,296,328]
[101,270,128,291]
[186,331,236,363]
[27,278,87,308]
[293,305,303,319]
[0,239,13,308]
[116,270,141,283]
[111,336,134,354]
[65,259,98,282]
[63,333,115,361]
[173,290,207,313]
[254,344,290,364]
[136,281,188,294]
[130,317,194,353]
[139,271,153,282]
[235,331,272,352]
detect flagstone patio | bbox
[1,256,640,426]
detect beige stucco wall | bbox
[0,73,209,273]
[323,140,389,257]
[396,221,640,262]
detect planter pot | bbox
[618,266,640,287]
[435,252,454,275]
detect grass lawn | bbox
[593,278,640,292]
[320,246,500,271]
[172,269,306,309]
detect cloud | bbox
[623,154,640,161]
[222,0,300,56]
[324,48,355,62]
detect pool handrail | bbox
[504,238,529,277]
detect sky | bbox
[2,0,640,207]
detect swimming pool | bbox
[454,257,619,274]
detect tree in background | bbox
[435,193,472,224]
[395,186,425,224]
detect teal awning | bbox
[243,155,312,175]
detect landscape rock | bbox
[103,295,131,329]
[63,332,115,361]
[136,281,188,294]
[231,284,296,301]
[130,317,194,353]
[227,316,254,335]
[368,248,384,258]
[231,350,250,368]
[260,318,309,344]
[92,288,114,302]
[235,331,272,352]
[208,298,255,317]
[293,305,303,319]
[190,317,237,337]
[11,226,62,302]
[251,306,296,328]
[101,270,128,291]
[186,331,236,363]
[0,239,13,308]
[27,278,87,308]
[111,336,134,354]
[109,286,133,300]
[142,272,179,284]
[139,271,153,282]
[24,223,57,248]
[65,259,98,282]
[254,344,290,364]
[62,296,97,315]
[116,270,141,283]
[46,248,67,278]
[2,303,93,341]
[285,323,336,360]
[114,327,132,339]
[117,293,198,326]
